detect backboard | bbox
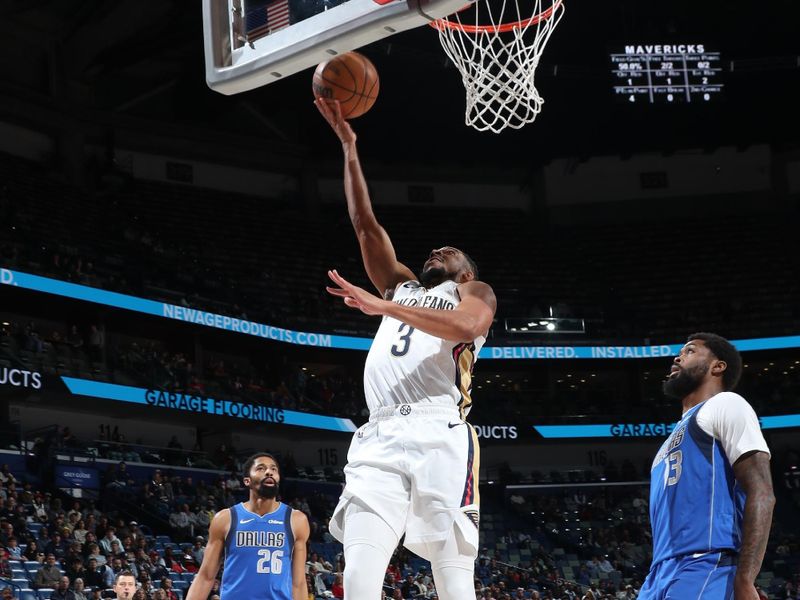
[203,0,471,94]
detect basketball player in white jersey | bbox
[316,98,497,600]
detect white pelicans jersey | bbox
[363,280,485,417]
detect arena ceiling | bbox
[0,0,798,166]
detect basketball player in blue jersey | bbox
[316,98,497,600]
[186,453,310,600]
[638,333,775,600]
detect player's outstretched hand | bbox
[315,99,357,146]
[326,269,386,316]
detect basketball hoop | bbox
[431,0,564,133]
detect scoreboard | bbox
[610,44,723,104]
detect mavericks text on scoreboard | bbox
[610,43,723,104]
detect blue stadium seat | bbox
[20,591,38,600]
[37,589,55,600]
[12,579,30,589]
[155,536,171,545]
[172,581,189,592]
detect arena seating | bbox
[2,151,798,342]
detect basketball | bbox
[312,51,380,119]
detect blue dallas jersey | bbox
[649,401,745,566]
[221,502,294,600]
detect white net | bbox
[433,0,564,133]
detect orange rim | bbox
[430,0,562,34]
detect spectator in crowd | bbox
[73,520,88,544]
[170,504,196,541]
[190,538,205,564]
[0,465,16,484]
[65,557,86,584]
[86,543,106,566]
[83,558,104,589]
[0,550,11,580]
[109,557,126,578]
[307,552,332,575]
[35,554,63,589]
[87,325,104,361]
[99,527,121,555]
[72,579,88,600]
[0,522,13,547]
[140,578,156,598]
[23,540,42,562]
[5,536,22,560]
[224,472,241,492]
[182,555,198,574]
[50,576,76,600]
[147,550,168,581]
[597,556,614,574]
[45,532,68,560]
[32,494,50,522]
[66,326,83,351]
[331,574,344,600]
[162,547,184,573]
[100,559,116,589]
[161,577,178,600]
[1,588,13,600]
[307,564,328,598]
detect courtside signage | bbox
[5,268,800,359]
[60,377,357,433]
[534,416,800,438]
[1,268,369,350]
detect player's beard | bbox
[255,480,279,499]
[420,266,457,288]
[662,363,708,400]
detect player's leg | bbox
[663,552,736,600]
[424,524,477,600]
[342,499,400,599]
[636,558,670,600]
[404,414,480,600]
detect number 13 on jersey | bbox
[664,450,682,487]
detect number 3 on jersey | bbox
[256,548,283,574]
[391,324,415,356]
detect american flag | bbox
[245,0,291,41]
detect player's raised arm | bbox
[315,99,415,298]
[290,510,310,600]
[185,509,229,600]
[732,451,775,600]
[327,270,496,342]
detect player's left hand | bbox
[326,269,388,316]
[733,577,760,600]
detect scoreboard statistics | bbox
[610,44,723,104]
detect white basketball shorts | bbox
[329,404,480,561]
